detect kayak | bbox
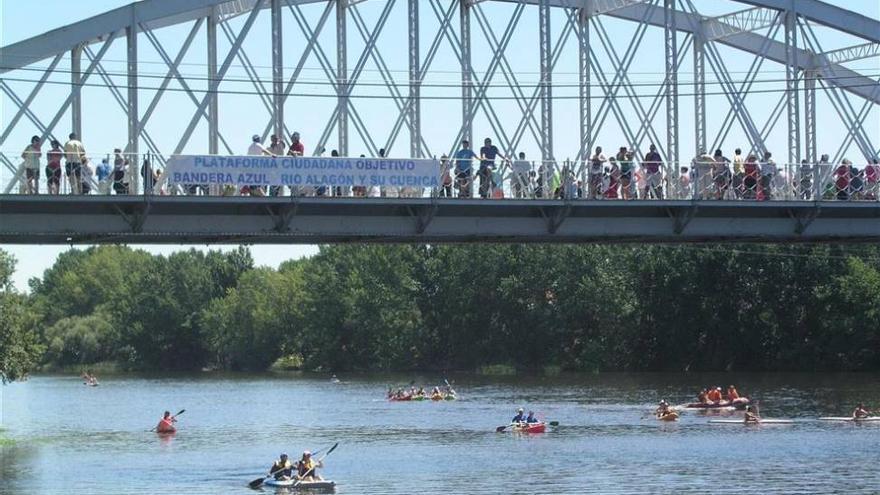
[431,395,444,401]
[411,395,427,401]
[819,416,880,422]
[657,412,679,422]
[511,422,546,433]
[389,395,412,402]
[686,398,750,410]
[709,419,793,425]
[444,395,456,401]
[264,479,336,490]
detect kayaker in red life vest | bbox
[707,387,723,403]
[156,411,177,433]
[512,408,525,423]
[853,404,872,419]
[269,453,293,481]
[726,385,740,401]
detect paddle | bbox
[248,444,336,489]
[149,409,185,432]
[292,442,339,488]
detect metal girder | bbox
[577,7,589,162]
[664,0,678,167]
[0,53,63,148]
[408,0,421,158]
[127,11,139,160]
[71,46,83,138]
[693,30,705,155]
[818,42,880,66]
[460,0,473,147]
[497,0,880,104]
[337,0,348,156]
[207,8,219,155]
[271,0,284,140]
[734,0,879,43]
[704,7,777,41]
[804,69,816,164]
[784,6,800,167]
[539,0,553,165]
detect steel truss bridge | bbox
[0,0,878,244]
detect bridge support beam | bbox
[408,0,421,158]
[804,69,816,165]
[539,0,553,166]
[336,0,348,156]
[127,17,139,161]
[460,0,472,147]
[784,4,800,166]
[271,0,284,140]
[693,29,706,155]
[664,0,679,168]
[207,8,219,156]
[578,7,590,162]
[71,45,82,138]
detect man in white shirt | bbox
[760,151,776,200]
[589,146,606,199]
[246,134,273,196]
[267,134,286,196]
[511,152,531,198]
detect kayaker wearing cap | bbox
[512,408,525,423]
[156,411,177,433]
[296,451,324,481]
[853,403,871,419]
[744,405,760,424]
[431,386,443,400]
[706,387,723,403]
[269,453,293,481]
[525,411,539,424]
[726,385,740,401]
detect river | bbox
[1,372,879,494]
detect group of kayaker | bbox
[697,385,740,404]
[268,451,324,482]
[511,407,540,424]
[387,384,456,401]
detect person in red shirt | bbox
[743,155,759,199]
[46,140,63,195]
[865,158,879,200]
[287,132,304,156]
[834,159,851,201]
[726,385,740,401]
[707,387,723,402]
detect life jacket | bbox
[298,459,316,476]
[156,419,175,433]
[727,388,739,400]
[272,460,292,478]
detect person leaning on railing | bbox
[46,140,63,195]
[63,133,86,195]
[866,158,880,201]
[21,135,42,194]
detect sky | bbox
[1,0,878,291]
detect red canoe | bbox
[512,422,546,433]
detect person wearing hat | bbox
[269,453,293,481]
[655,400,671,416]
[296,450,324,481]
[512,408,525,424]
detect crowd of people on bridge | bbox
[14,132,880,202]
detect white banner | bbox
[165,155,440,188]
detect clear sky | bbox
[1,0,878,291]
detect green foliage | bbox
[0,251,43,383]
[18,243,880,373]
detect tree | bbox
[0,250,43,383]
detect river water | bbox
[1,372,879,494]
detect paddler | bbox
[852,403,872,419]
[445,384,456,398]
[296,450,324,481]
[697,389,709,404]
[269,453,293,481]
[744,405,760,424]
[156,411,177,433]
[726,385,740,401]
[707,387,723,403]
[431,386,443,400]
[416,386,426,397]
[525,411,539,424]
[656,400,671,416]
[512,408,525,424]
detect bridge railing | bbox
[2,151,878,202]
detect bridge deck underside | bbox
[1,196,878,244]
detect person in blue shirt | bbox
[96,158,112,192]
[478,138,506,199]
[525,411,538,423]
[454,140,477,198]
[512,407,525,423]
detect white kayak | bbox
[264,479,336,490]
[819,416,880,422]
[709,419,794,424]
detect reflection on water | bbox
[1,372,879,494]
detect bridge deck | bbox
[1,196,878,244]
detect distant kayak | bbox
[657,412,679,422]
[819,417,880,422]
[156,419,176,434]
[389,395,412,402]
[510,422,546,434]
[709,419,793,425]
[686,398,750,410]
[264,479,336,490]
